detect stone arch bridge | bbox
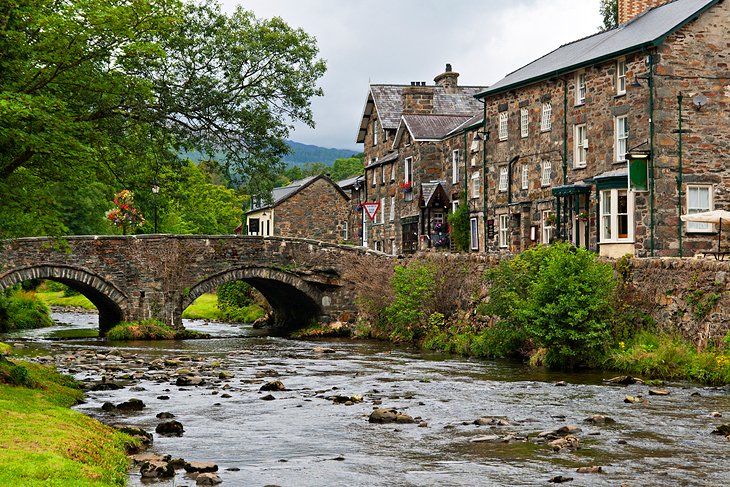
[0,236,388,334]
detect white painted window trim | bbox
[599,188,634,243]
[615,115,629,163]
[575,71,586,105]
[343,222,348,241]
[541,102,552,131]
[499,214,509,248]
[470,217,479,250]
[452,149,460,184]
[404,157,412,184]
[471,171,481,199]
[617,59,627,95]
[373,119,379,146]
[574,124,587,168]
[686,184,714,233]
[499,112,508,141]
[520,108,529,138]
[542,210,553,244]
[389,196,395,221]
[498,166,508,192]
[521,165,529,190]
[380,197,385,224]
[390,162,396,182]
[541,160,552,187]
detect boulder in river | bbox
[140,460,174,479]
[260,380,286,392]
[549,435,580,452]
[368,407,414,424]
[115,425,153,448]
[576,466,603,474]
[196,472,223,485]
[584,415,615,425]
[648,389,670,396]
[156,412,175,419]
[604,375,643,385]
[176,375,204,386]
[711,424,730,436]
[184,461,218,473]
[548,475,574,483]
[624,395,644,404]
[474,416,511,426]
[155,420,184,436]
[101,402,116,412]
[116,398,145,411]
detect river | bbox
[4,311,730,486]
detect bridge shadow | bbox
[181,267,323,331]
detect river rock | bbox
[218,371,234,380]
[140,460,174,478]
[184,461,218,473]
[156,420,184,436]
[176,375,204,386]
[130,452,170,465]
[368,407,414,424]
[711,424,730,436]
[116,398,145,411]
[709,411,722,418]
[89,381,124,391]
[196,472,223,485]
[156,412,175,419]
[549,435,580,451]
[260,380,286,392]
[260,394,276,401]
[474,416,511,426]
[555,425,582,435]
[101,402,116,411]
[584,415,615,425]
[115,425,153,448]
[648,389,670,396]
[576,466,603,474]
[624,395,644,404]
[548,475,574,483]
[605,375,643,385]
[313,346,336,354]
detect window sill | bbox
[686,230,717,235]
[614,93,626,99]
[599,240,635,245]
[540,129,552,133]
[574,102,585,107]
[573,165,587,170]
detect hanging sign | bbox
[363,202,380,221]
[627,151,650,192]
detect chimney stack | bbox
[618,0,669,25]
[434,63,460,93]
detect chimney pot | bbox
[446,64,452,72]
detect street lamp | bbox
[151,181,160,233]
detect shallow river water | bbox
[4,312,730,486]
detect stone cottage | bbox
[245,175,351,243]
[474,0,730,258]
[356,65,486,254]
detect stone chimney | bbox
[402,81,434,115]
[618,0,669,24]
[434,63,460,93]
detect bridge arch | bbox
[182,267,324,329]
[0,265,128,334]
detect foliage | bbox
[0,288,53,333]
[281,141,359,167]
[600,0,619,30]
[447,195,470,251]
[182,292,264,323]
[382,263,437,342]
[0,360,135,485]
[32,289,96,311]
[483,243,616,369]
[606,331,730,385]
[105,320,176,341]
[105,190,145,234]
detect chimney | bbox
[434,63,460,93]
[402,81,434,115]
[618,0,669,24]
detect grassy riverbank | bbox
[0,349,135,486]
[32,290,95,310]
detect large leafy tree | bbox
[0,0,325,236]
[600,0,619,31]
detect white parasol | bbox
[680,209,730,252]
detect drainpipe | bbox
[562,78,568,182]
[464,129,469,251]
[649,53,656,256]
[481,100,488,253]
[677,92,684,257]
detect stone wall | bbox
[619,0,669,24]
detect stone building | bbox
[245,175,352,243]
[356,65,486,254]
[474,0,730,258]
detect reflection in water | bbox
[4,312,730,486]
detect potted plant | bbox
[577,210,589,222]
[399,181,413,193]
[545,213,556,226]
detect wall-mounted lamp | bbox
[473,130,490,142]
[630,73,650,88]
[692,94,708,111]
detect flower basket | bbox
[355,203,363,212]
[577,211,589,222]
[399,181,413,193]
[545,214,556,226]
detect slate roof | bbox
[478,0,718,97]
[403,114,475,140]
[247,175,349,214]
[357,84,487,143]
[421,181,448,208]
[337,175,364,190]
[365,151,399,169]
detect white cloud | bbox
[224,0,602,149]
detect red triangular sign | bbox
[363,202,380,221]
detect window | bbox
[381,164,386,184]
[390,162,396,182]
[521,165,529,190]
[574,124,587,168]
[391,238,396,255]
[575,72,586,105]
[451,200,459,213]
[389,196,395,221]
[615,116,629,162]
[520,108,529,138]
[471,171,481,199]
[542,210,553,244]
[600,188,633,242]
[498,166,508,192]
[686,185,713,232]
[541,160,551,186]
[343,222,348,241]
[404,157,412,184]
[617,59,627,95]
[380,197,385,224]
[541,102,552,131]
[452,149,460,184]
[373,119,379,146]
[434,211,444,228]
[499,112,508,141]
[470,218,479,250]
[248,218,260,235]
[371,162,377,186]
[499,214,510,248]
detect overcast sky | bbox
[226,1,603,151]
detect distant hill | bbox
[283,141,360,167]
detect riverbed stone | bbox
[140,460,174,478]
[156,420,184,436]
[260,394,276,401]
[605,376,643,385]
[576,466,603,474]
[196,472,223,485]
[711,424,730,436]
[474,416,511,426]
[584,415,615,425]
[260,380,286,392]
[184,461,218,473]
[130,452,170,465]
[177,375,204,386]
[101,402,116,411]
[648,389,670,396]
[624,395,644,404]
[368,407,414,424]
[116,398,145,411]
[156,412,175,419]
[549,435,580,452]
[548,475,574,483]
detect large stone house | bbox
[245,175,351,243]
[474,0,730,258]
[356,65,486,254]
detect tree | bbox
[600,0,619,31]
[330,157,364,182]
[0,0,325,209]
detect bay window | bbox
[600,188,633,242]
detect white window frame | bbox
[452,149,460,184]
[498,166,508,192]
[599,188,634,243]
[471,171,481,199]
[617,59,627,95]
[574,124,588,168]
[615,115,629,163]
[541,160,552,187]
[541,102,552,131]
[520,108,529,138]
[404,157,412,184]
[686,185,713,233]
[575,71,586,105]
[371,160,377,186]
[390,162,396,182]
[380,197,385,224]
[451,200,459,214]
[343,221,348,241]
[542,210,553,244]
[381,164,386,184]
[521,165,529,190]
[389,196,395,221]
[499,111,508,141]
[470,217,479,250]
[373,119,379,146]
[499,214,510,248]
[391,238,396,255]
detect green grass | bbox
[0,342,12,355]
[106,320,176,341]
[31,291,96,310]
[182,293,266,323]
[0,359,136,486]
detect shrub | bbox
[483,243,615,369]
[0,357,34,387]
[217,281,260,323]
[447,194,470,252]
[0,291,53,333]
[383,262,437,342]
[106,320,176,341]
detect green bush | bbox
[0,291,53,333]
[483,243,615,369]
[106,320,176,341]
[447,194,470,252]
[217,281,259,323]
[0,357,34,387]
[383,262,436,342]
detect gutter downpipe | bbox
[649,53,656,256]
[677,92,683,257]
[481,99,488,253]
[464,128,469,252]
[562,77,568,240]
